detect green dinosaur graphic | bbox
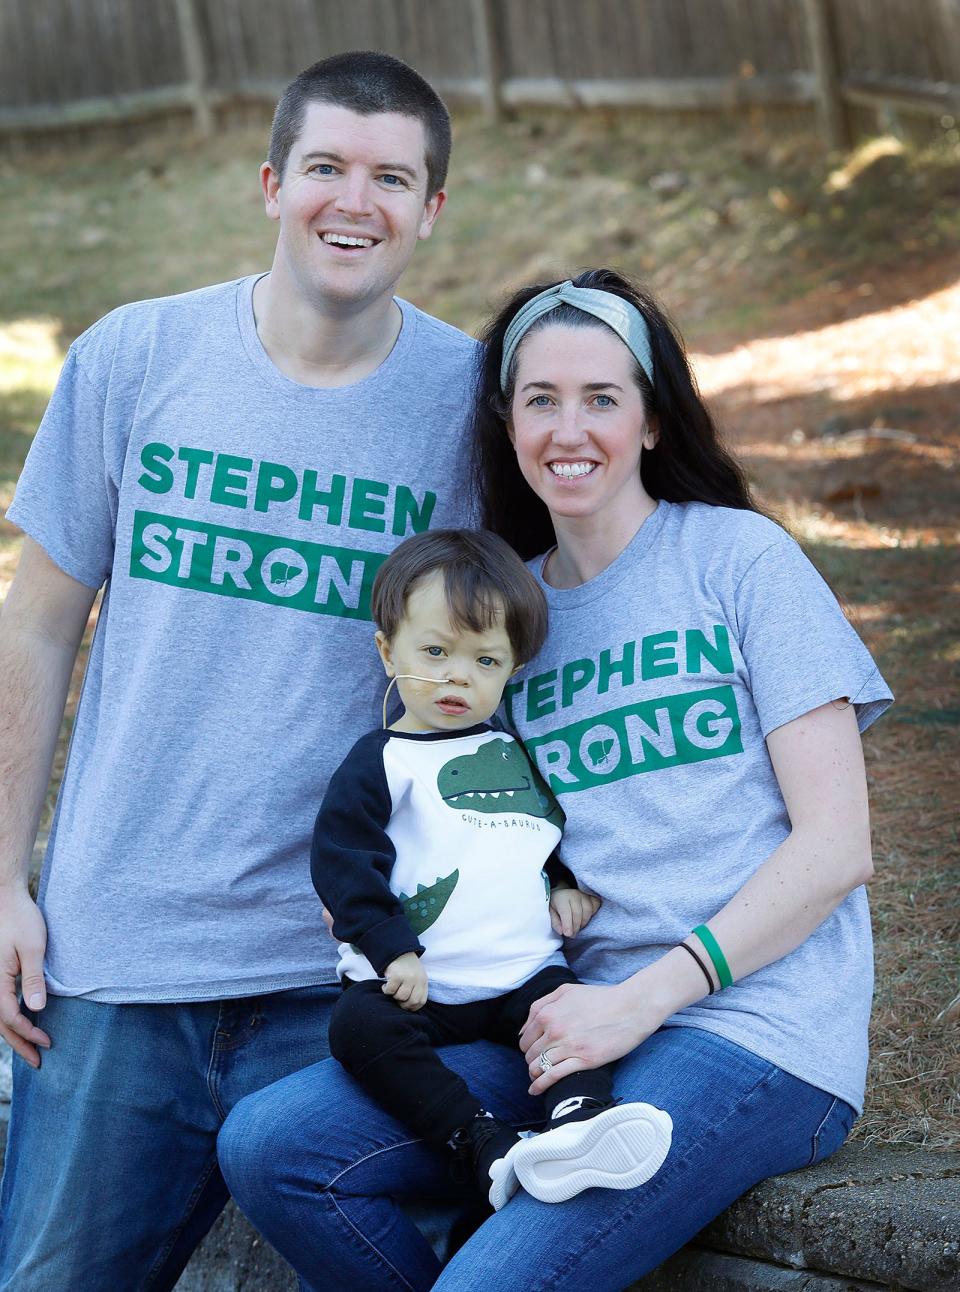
[437,738,564,829]
[398,869,459,935]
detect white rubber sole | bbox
[513,1103,673,1204]
[487,1137,529,1211]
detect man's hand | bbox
[382,952,428,1011]
[0,885,51,1067]
[549,886,601,938]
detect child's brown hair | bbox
[371,530,547,666]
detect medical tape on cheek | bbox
[382,674,453,728]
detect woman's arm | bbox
[689,699,872,979]
[522,700,873,1094]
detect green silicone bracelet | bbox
[692,924,733,989]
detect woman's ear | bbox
[374,630,396,676]
[489,389,515,445]
[642,416,660,451]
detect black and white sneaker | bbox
[448,1111,527,1211]
[512,1096,673,1204]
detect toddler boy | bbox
[313,529,672,1210]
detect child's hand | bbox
[550,887,601,938]
[382,952,428,1011]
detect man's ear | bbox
[418,188,446,241]
[375,630,396,676]
[260,161,281,221]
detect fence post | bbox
[802,0,852,150]
[471,0,506,122]
[174,0,213,137]
[935,0,960,85]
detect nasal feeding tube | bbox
[382,674,453,728]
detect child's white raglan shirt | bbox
[312,725,570,1003]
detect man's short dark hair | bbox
[268,50,451,199]
[371,530,548,666]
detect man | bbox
[0,51,477,1288]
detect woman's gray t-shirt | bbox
[507,501,891,1111]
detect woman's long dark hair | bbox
[471,268,763,559]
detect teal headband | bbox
[499,281,655,394]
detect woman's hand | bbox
[519,978,667,1096]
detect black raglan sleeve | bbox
[544,850,577,890]
[310,732,424,975]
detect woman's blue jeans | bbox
[218,1024,856,1291]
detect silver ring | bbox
[537,1049,554,1073]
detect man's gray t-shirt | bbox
[8,275,479,1002]
[506,501,891,1111]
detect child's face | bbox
[376,571,517,733]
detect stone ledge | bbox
[693,1143,960,1292]
[0,1075,956,1292]
[634,1247,890,1290]
[173,1202,295,1291]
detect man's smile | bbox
[319,231,380,249]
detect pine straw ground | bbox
[691,263,960,1150]
[0,115,957,1147]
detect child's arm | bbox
[311,733,424,979]
[549,885,601,938]
[381,951,429,1011]
[544,848,600,938]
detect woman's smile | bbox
[547,460,598,479]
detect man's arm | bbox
[0,537,97,1065]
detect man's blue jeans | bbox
[219,1025,857,1292]
[0,984,340,1290]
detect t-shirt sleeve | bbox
[310,734,423,975]
[734,536,892,738]
[6,344,116,589]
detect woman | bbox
[218,269,891,1290]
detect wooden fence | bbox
[1,0,959,149]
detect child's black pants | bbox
[328,964,615,1148]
